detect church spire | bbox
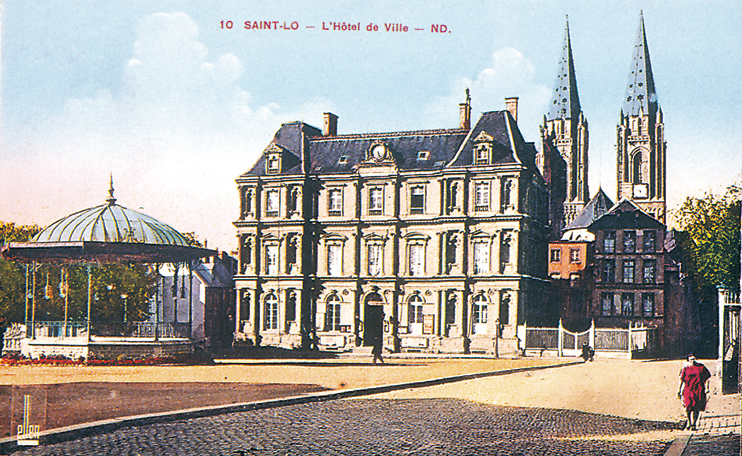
[547,17,581,121]
[623,11,658,118]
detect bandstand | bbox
[0,179,215,360]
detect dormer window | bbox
[472,131,494,165]
[266,155,281,174]
[338,156,348,164]
[417,151,430,161]
[475,144,490,165]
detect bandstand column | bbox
[86,265,92,342]
[31,263,37,339]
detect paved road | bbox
[11,398,678,456]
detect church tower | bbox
[541,18,589,232]
[616,12,666,223]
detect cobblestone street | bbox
[10,399,678,456]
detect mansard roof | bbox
[547,18,582,121]
[622,11,659,118]
[588,198,665,231]
[240,110,538,177]
[565,188,614,230]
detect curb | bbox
[0,360,579,453]
[663,433,691,456]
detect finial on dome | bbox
[106,174,116,206]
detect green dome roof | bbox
[34,179,189,247]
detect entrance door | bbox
[363,293,384,346]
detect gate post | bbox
[589,319,595,350]
[558,319,563,357]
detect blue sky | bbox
[2,1,741,252]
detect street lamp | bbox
[121,294,128,324]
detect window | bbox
[409,244,424,276]
[621,293,634,316]
[623,260,635,283]
[642,293,655,317]
[475,182,490,212]
[329,189,342,215]
[473,295,488,334]
[643,259,656,284]
[601,293,613,316]
[368,244,382,276]
[570,248,580,263]
[550,248,561,263]
[643,230,656,252]
[410,186,425,214]
[623,231,636,253]
[603,231,616,253]
[325,295,341,331]
[473,241,489,274]
[288,187,299,213]
[267,156,280,174]
[417,151,430,161]
[266,245,278,275]
[337,156,348,164]
[328,244,342,276]
[266,190,279,216]
[475,144,489,165]
[602,259,615,283]
[264,293,278,330]
[369,188,383,214]
[408,295,424,325]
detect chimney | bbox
[459,88,472,129]
[505,97,519,122]
[323,112,338,136]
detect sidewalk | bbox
[664,391,741,456]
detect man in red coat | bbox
[677,354,712,430]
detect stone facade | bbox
[233,100,550,355]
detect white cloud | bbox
[423,48,550,137]
[0,12,334,252]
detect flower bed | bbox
[0,354,183,366]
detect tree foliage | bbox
[0,221,157,326]
[674,185,741,293]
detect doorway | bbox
[363,293,384,346]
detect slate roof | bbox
[588,198,665,231]
[565,188,614,230]
[547,19,582,121]
[308,128,468,174]
[241,110,538,177]
[623,12,658,118]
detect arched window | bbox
[632,151,643,184]
[325,294,341,331]
[264,293,278,330]
[473,295,488,335]
[408,294,424,334]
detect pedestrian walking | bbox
[580,342,594,362]
[372,335,384,364]
[677,354,711,430]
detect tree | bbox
[674,185,741,356]
[0,221,156,327]
[0,222,41,328]
[675,185,741,293]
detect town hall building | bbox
[232,97,551,356]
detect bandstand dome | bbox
[1,180,215,264]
